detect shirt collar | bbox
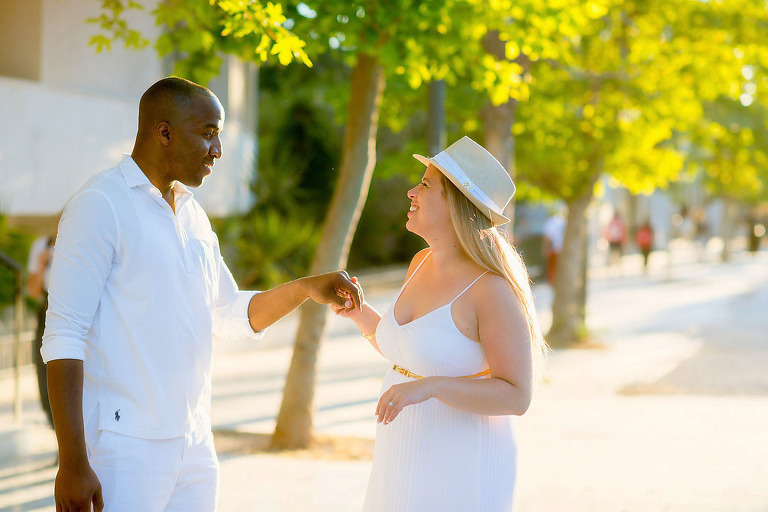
[118,154,195,201]
[172,180,194,201]
[119,155,151,189]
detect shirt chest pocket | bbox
[186,237,218,302]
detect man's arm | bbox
[26,270,44,301]
[209,230,361,338]
[42,189,117,511]
[247,272,363,332]
[26,238,48,300]
[47,360,103,512]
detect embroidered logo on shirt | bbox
[114,409,121,422]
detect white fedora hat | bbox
[413,136,516,226]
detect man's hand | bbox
[330,276,367,320]
[47,360,102,512]
[55,461,103,512]
[304,271,363,312]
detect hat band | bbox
[433,152,502,215]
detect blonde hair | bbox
[439,174,548,385]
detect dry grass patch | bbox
[213,430,374,461]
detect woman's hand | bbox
[376,378,437,425]
[330,277,364,319]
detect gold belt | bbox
[392,364,490,380]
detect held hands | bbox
[376,378,436,425]
[305,271,363,313]
[330,277,364,319]
[55,461,103,512]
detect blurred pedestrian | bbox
[26,228,56,427]
[678,206,694,240]
[605,211,627,274]
[333,136,547,511]
[693,209,709,261]
[542,208,566,284]
[635,221,654,274]
[41,77,362,512]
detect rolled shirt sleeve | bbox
[210,234,264,341]
[41,189,118,362]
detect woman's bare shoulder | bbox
[403,248,432,281]
[473,272,526,318]
[469,273,532,353]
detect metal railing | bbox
[0,249,24,422]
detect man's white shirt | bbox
[42,156,261,439]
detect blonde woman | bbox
[333,136,547,511]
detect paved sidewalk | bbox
[1,248,767,511]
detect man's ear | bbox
[157,122,172,146]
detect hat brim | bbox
[413,154,510,226]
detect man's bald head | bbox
[137,77,217,136]
[132,77,225,190]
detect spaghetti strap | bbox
[399,250,432,292]
[450,271,489,304]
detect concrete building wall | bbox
[0,0,43,81]
[40,0,165,99]
[0,0,256,225]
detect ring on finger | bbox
[388,400,396,407]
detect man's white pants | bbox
[85,409,219,512]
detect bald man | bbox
[42,77,362,512]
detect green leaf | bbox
[88,34,112,52]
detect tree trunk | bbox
[577,219,589,322]
[428,80,446,156]
[548,191,593,347]
[482,100,517,236]
[481,30,525,238]
[626,192,638,248]
[720,196,731,263]
[271,53,385,449]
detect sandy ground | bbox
[1,248,766,511]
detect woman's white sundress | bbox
[363,253,517,512]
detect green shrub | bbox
[214,210,320,291]
[0,215,33,307]
[349,174,426,269]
